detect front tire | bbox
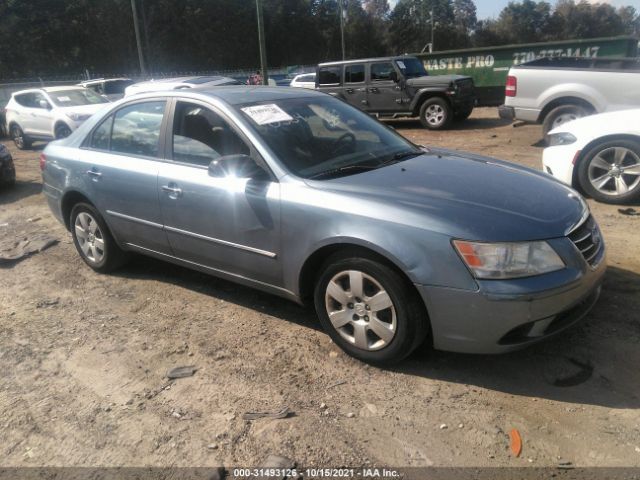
[577,139,640,204]
[419,97,453,130]
[70,203,128,272]
[11,125,31,150]
[313,251,429,365]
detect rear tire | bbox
[419,97,453,130]
[11,125,31,150]
[55,123,72,139]
[543,105,590,144]
[313,250,429,365]
[577,139,640,204]
[70,202,128,273]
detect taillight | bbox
[505,76,517,97]
[39,153,46,171]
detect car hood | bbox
[306,148,586,242]
[550,108,640,139]
[58,103,109,115]
[406,75,469,87]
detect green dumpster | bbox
[414,36,639,107]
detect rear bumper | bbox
[416,252,606,354]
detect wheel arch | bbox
[60,190,94,230]
[573,134,640,189]
[297,242,425,307]
[411,90,449,116]
[538,97,596,124]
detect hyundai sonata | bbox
[41,87,606,364]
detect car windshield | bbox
[49,89,109,107]
[237,96,422,179]
[395,58,428,78]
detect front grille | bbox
[568,215,604,267]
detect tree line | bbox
[0,0,638,79]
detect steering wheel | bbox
[331,132,356,155]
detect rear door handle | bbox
[346,88,354,94]
[369,87,379,93]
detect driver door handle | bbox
[369,87,379,93]
[345,88,354,94]
[162,185,183,198]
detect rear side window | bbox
[345,64,365,83]
[91,115,113,150]
[371,63,395,81]
[318,66,341,86]
[110,101,166,157]
[14,93,34,107]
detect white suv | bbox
[5,86,110,149]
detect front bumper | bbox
[416,245,606,354]
[542,144,581,186]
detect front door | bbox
[82,99,172,254]
[158,100,281,286]
[367,61,408,113]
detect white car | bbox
[78,78,134,101]
[5,86,110,149]
[543,109,640,204]
[124,76,241,97]
[289,73,316,89]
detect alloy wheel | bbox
[12,127,24,149]
[324,270,397,351]
[588,146,640,197]
[425,104,445,127]
[74,212,105,264]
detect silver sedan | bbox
[42,87,606,364]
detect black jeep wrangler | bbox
[316,56,475,130]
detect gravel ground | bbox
[1,108,639,473]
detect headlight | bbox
[548,132,577,147]
[453,240,565,279]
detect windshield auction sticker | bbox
[241,104,293,125]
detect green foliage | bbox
[0,0,637,79]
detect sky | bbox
[388,0,640,19]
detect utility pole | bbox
[130,0,146,75]
[338,0,346,60]
[430,8,435,52]
[256,0,269,85]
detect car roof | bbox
[318,55,417,67]
[132,76,235,87]
[12,86,88,96]
[80,78,132,85]
[129,86,323,106]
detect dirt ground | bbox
[1,108,639,474]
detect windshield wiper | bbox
[377,150,423,168]
[307,164,378,180]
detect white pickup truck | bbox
[499,56,640,141]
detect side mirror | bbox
[208,154,267,179]
[38,99,51,110]
[390,71,399,83]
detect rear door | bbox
[80,99,172,254]
[30,92,55,136]
[343,63,368,110]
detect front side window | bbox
[111,101,166,157]
[318,66,341,85]
[371,62,395,81]
[345,64,365,83]
[33,93,50,109]
[49,89,109,107]
[172,101,249,167]
[238,96,420,179]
